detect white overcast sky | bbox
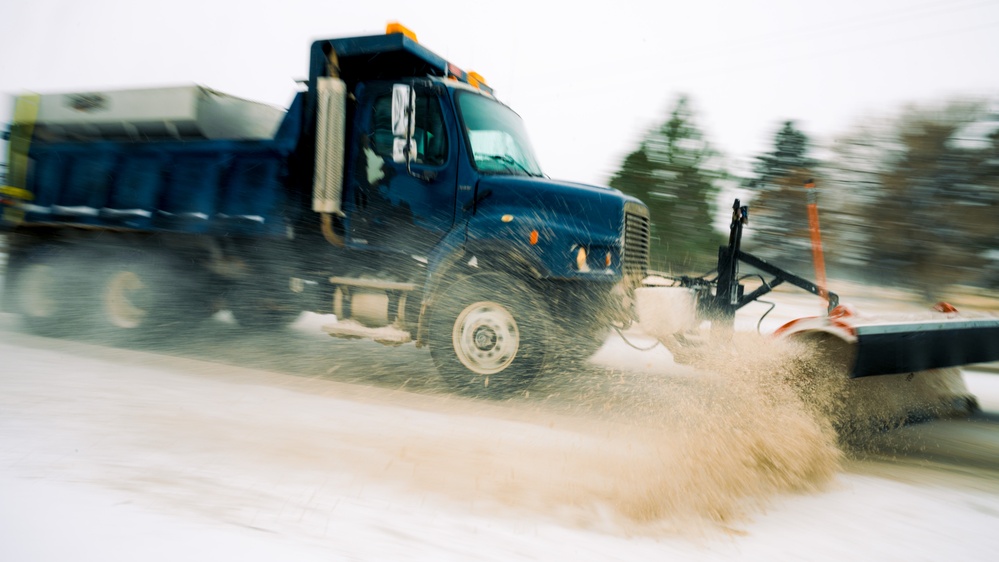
[2,0,997,185]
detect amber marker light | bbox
[529,230,539,245]
[385,22,418,41]
[467,71,487,89]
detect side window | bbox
[370,94,395,157]
[413,93,447,166]
[370,89,448,166]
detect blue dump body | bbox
[20,94,305,237]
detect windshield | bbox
[456,92,543,177]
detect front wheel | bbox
[429,273,552,396]
[554,323,610,366]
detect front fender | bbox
[466,205,623,281]
[466,175,637,281]
[416,228,549,346]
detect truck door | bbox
[345,81,457,258]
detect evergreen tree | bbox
[867,102,994,297]
[609,96,723,273]
[742,121,818,274]
[825,100,995,297]
[748,121,813,189]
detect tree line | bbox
[609,96,999,299]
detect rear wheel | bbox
[96,255,214,342]
[13,249,95,337]
[224,241,303,331]
[103,269,150,329]
[227,280,303,331]
[429,272,552,396]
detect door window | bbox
[370,89,448,166]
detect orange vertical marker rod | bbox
[804,179,830,310]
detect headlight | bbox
[575,246,589,272]
[574,245,615,272]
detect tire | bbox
[95,254,214,342]
[224,240,303,331]
[428,272,552,396]
[546,285,616,368]
[554,323,609,366]
[227,280,303,331]
[12,249,96,337]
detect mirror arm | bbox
[402,90,435,182]
[391,83,434,182]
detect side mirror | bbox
[391,84,415,164]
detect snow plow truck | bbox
[2,24,997,412]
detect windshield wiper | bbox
[484,154,539,177]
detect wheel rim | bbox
[104,271,147,329]
[20,264,57,318]
[452,300,520,375]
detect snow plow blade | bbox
[851,318,999,378]
[778,313,999,378]
[640,198,994,428]
[660,199,999,380]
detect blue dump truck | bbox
[0,25,651,395]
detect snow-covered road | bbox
[2,297,999,560]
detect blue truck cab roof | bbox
[308,28,494,95]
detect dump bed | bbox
[5,88,304,236]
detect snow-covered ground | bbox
[2,287,999,561]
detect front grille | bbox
[623,203,650,276]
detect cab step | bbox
[328,276,417,292]
[321,319,412,346]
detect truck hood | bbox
[471,175,639,239]
[464,175,646,279]
[467,176,644,266]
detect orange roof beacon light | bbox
[385,22,417,42]
[380,23,493,95]
[466,71,487,89]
